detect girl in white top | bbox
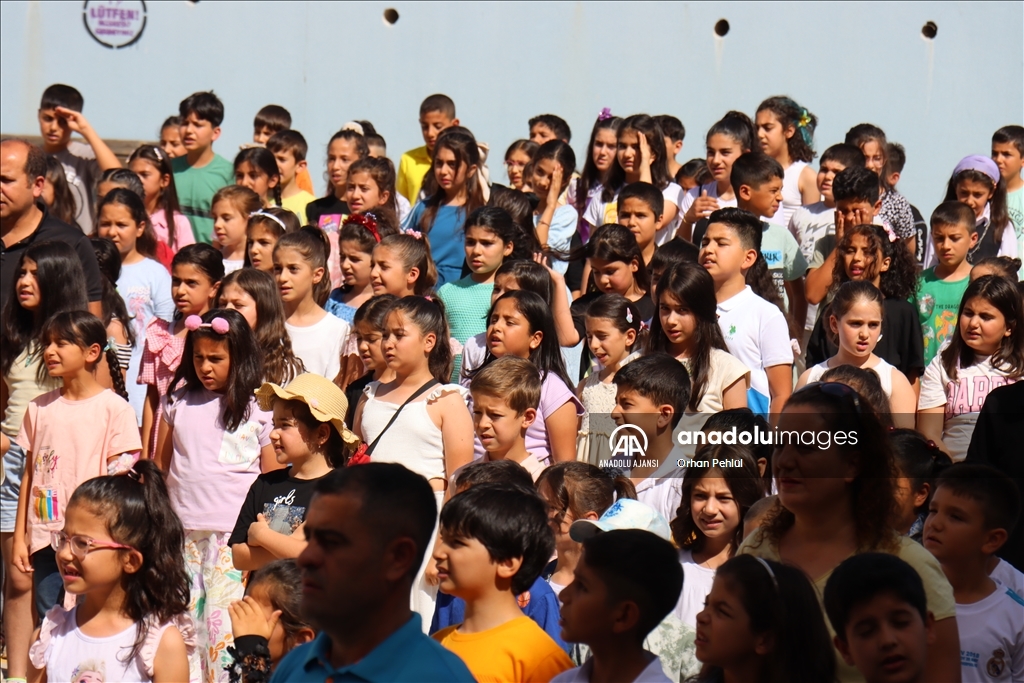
[647,262,749,429]
[672,449,765,629]
[755,97,820,227]
[575,294,643,465]
[678,111,754,241]
[797,281,917,428]
[275,229,351,382]
[583,114,683,246]
[28,460,195,683]
[212,185,262,275]
[918,275,1024,460]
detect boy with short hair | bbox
[916,202,977,365]
[654,115,685,180]
[617,181,663,267]
[172,91,234,243]
[529,114,572,145]
[699,208,794,420]
[267,129,316,221]
[433,483,573,682]
[252,104,291,144]
[824,553,936,683]
[885,142,928,265]
[923,464,1024,683]
[37,83,121,234]
[611,354,691,524]
[397,94,459,203]
[992,125,1024,280]
[805,165,887,306]
[366,133,387,158]
[729,152,808,343]
[555,529,683,683]
[469,356,543,480]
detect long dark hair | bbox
[945,170,1010,250]
[1,241,88,377]
[536,461,637,525]
[576,115,622,216]
[218,269,304,385]
[889,428,952,517]
[706,111,756,154]
[41,310,128,399]
[604,114,671,201]
[697,555,836,683]
[97,188,158,260]
[346,156,399,214]
[824,280,885,348]
[171,308,263,431]
[128,145,184,248]
[246,559,312,649]
[68,460,189,666]
[831,224,918,301]
[43,154,78,226]
[941,274,1024,380]
[419,129,486,234]
[234,147,282,206]
[385,296,453,382]
[756,96,817,163]
[584,293,645,354]
[581,223,651,294]
[90,236,137,348]
[493,260,554,305]
[672,447,765,551]
[647,262,729,411]
[477,290,570,387]
[324,128,368,199]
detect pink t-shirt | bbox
[163,389,272,531]
[138,318,185,454]
[526,373,585,466]
[17,389,141,554]
[149,208,195,254]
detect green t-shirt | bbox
[171,153,234,243]
[437,275,495,382]
[916,267,969,366]
[1006,186,1024,279]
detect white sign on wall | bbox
[83,0,147,49]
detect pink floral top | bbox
[138,318,185,453]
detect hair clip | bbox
[640,321,650,331]
[152,146,164,161]
[250,210,287,231]
[625,308,634,324]
[882,223,899,243]
[344,213,381,243]
[185,315,230,334]
[341,121,365,136]
[597,107,614,121]
[405,229,423,240]
[103,337,116,353]
[126,467,142,482]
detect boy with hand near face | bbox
[699,208,794,420]
[397,94,459,203]
[433,483,573,682]
[172,90,234,243]
[916,202,977,366]
[617,182,663,267]
[469,356,543,480]
[824,553,937,683]
[555,529,683,683]
[610,354,691,524]
[267,129,316,222]
[37,83,122,234]
[923,464,1024,683]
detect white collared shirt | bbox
[634,448,686,526]
[551,651,672,683]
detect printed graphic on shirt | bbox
[943,376,1016,418]
[122,285,154,338]
[918,292,959,362]
[262,488,306,534]
[218,421,263,466]
[72,658,107,681]
[986,649,1006,678]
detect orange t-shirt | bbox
[434,616,573,683]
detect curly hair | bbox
[830,224,918,301]
[757,96,818,163]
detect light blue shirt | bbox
[270,613,475,683]
[534,204,578,275]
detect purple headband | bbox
[952,155,1000,186]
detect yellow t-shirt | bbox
[397,145,432,203]
[281,190,316,223]
[737,532,956,683]
[434,616,573,683]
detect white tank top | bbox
[806,357,895,397]
[29,605,195,683]
[360,381,469,481]
[770,160,810,227]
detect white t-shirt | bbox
[769,160,811,228]
[788,201,835,329]
[991,558,1024,598]
[918,354,1019,461]
[716,286,793,416]
[679,182,738,224]
[806,357,896,397]
[635,447,687,526]
[285,311,351,380]
[583,182,684,246]
[223,258,244,275]
[675,550,716,629]
[117,258,174,424]
[956,580,1024,683]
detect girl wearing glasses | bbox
[27,459,194,683]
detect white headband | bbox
[249,210,287,231]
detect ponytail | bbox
[104,339,129,401]
[68,459,189,664]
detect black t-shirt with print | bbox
[229,468,329,547]
[305,196,349,227]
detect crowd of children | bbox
[0,82,1022,683]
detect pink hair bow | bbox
[405,229,423,240]
[185,315,230,334]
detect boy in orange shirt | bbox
[433,483,573,682]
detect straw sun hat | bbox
[255,373,360,447]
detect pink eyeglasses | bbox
[51,531,136,561]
